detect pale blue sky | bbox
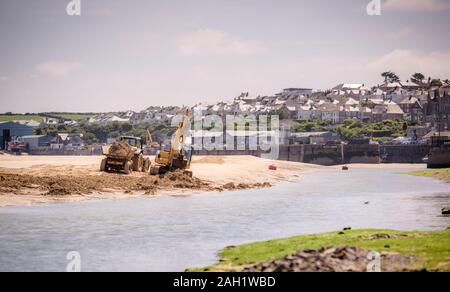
[0,0,449,112]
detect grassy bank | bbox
[190,229,450,272]
[407,168,450,183]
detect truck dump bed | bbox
[102,141,135,160]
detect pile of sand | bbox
[108,141,133,158]
[0,171,209,196]
[0,167,273,197]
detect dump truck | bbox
[100,136,150,174]
[150,110,193,177]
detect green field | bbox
[407,168,450,183]
[0,115,44,123]
[50,113,93,121]
[0,113,94,123]
[190,229,450,272]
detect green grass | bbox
[0,113,94,123]
[190,229,450,272]
[0,115,44,123]
[407,168,450,183]
[51,113,93,121]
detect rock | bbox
[243,246,369,272]
[369,233,391,240]
[223,183,236,190]
[242,246,416,272]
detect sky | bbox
[0,0,450,113]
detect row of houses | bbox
[188,81,450,127]
[82,79,449,132]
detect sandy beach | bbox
[0,155,316,207]
[0,154,429,207]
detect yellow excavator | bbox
[146,129,161,149]
[150,110,193,177]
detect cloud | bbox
[388,27,411,40]
[367,49,450,79]
[0,76,11,82]
[36,61,83,77]
[383,0,450,12]
[176,29,266,57]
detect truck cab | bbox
[119,136,143,154]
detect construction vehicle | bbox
[143,129,161,155]
[146,130,160,148]
[100,136,150,174]
[150,110,193,177]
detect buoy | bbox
[269,164,277,171]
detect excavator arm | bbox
[171,110,191,153]
[146,130,153,146]
[151,109,193,176]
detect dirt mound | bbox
[242,246,417,272]
[222,182,271,191]
[0,170,210,197]
[108,141,133,157]
[158,170,208,189]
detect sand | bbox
[0,155,314,207]
[0,155,427,207]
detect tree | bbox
[120,123,133,132]
[381,71,400,83]
[381,71,391,83]
[430,79,442,87]
[84,133,98,144]
[411,73,425,84]
[390,72,400,83]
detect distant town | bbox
[1,72,449,156]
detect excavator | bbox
[146,129,160,148]
[150,110,193,177]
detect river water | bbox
[0,167,449,272]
